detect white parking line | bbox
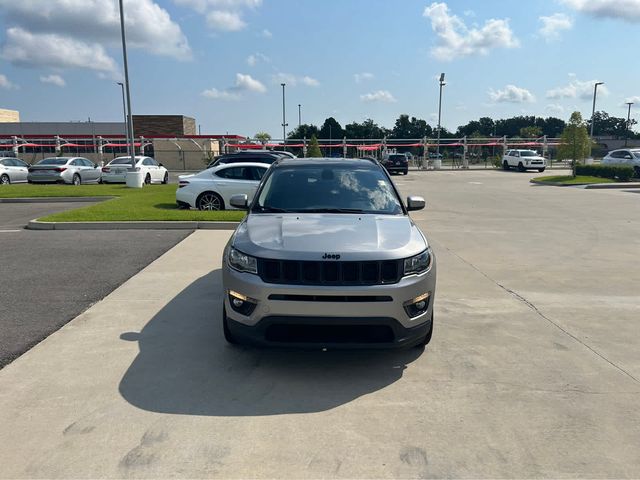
[0,229,22,233]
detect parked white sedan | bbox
[176,162,269,210]
[0,157,30,184]
[101,156,168,184]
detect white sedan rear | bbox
[102,156,168,184]
[176,162,269,210]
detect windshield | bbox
[633,151,640,159]
[253,165,403,214]
[37,158,68,165]
[519,150,539,157]
[110,157,137,165]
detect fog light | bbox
[228,290,257,316]
[403,292,431,318]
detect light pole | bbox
[625,102,634,147]
[436,73,446,161]
[281,83,288,151]
[298,104,301,128]
[590,81,604,139]
[118,0,136,175]
[116,82,130,159]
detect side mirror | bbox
[625,155,633,159]
[407,196,425,212]
[159,163,164,167]
[230,194,249,210]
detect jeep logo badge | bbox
[322,253,341,260]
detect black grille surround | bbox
[257,258,404,286]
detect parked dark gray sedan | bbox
[28,157,102,185]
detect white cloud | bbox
[562,0,640,22]
[175,0,261,12]
[423,2,519,60]
[246,52,269,66]
[270,73,319,87]
[301,76,320,87]
[546,75,609,100]
[261,29,272,38]
[0,74,18,90]
[39,74,66,87]
[488,85,535,103]
[538,13,573,41]
[545,103,565,114]
[624,96,640,105]
[354,72,374,83]
[360,90,397,103]
[233,73,266,93]
[201,87,240,100]
[206,10,246,31]
[2,27,118,73]
[0,0,191,59]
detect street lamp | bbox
[116,82,130,159]
[117,0,137,181]
[625,102,634,147]
[281,83,288,151]
[590,81,604,139]
[436,73,446,161]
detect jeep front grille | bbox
[257,259,403,285]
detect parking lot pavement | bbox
[1,170,640,478]
[0,202,191,367]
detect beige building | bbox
[0,109,20,123]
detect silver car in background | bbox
[0,157,30,184]
[221,157,436,349]
[28,157,102,185]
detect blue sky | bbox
[0,0,639,138]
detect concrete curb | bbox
[27,219,240,231]
[531,180,640,188]
[0,196,114,203]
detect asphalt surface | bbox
[2,170,640,477]
[0,203,191,368]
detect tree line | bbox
[276,111,638,140]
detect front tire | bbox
[196,191,224,211]
[517,162,525,172]
[538,168,546,173]
[416,313,434,348]
[72,174,81,186]
[502,160,510,171]
[144,173,151,185]
[0,174,10,185]
[162,172,169,184]
[634,166,640,179]
[222,306,238,344]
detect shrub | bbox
[575,164,634,182]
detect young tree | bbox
[558,111,591,176]
[307,134,322,157]
[254,132,271,145]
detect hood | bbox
[232,213,427,261]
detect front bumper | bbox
[222,256,436,348]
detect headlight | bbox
[228,246,258,274]
[404,248,432,276]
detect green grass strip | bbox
[531,175,616,185]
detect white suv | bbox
[502,149,546,172]
[602,149,640,177]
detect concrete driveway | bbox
[1,170,639,478]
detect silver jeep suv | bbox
[221,157,436,349]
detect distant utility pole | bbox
[436,73,446,160]
[625,102,634,147]
[281,83,288,150]
[590,81,604,139]
[298,104,301,128]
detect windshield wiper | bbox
[254,205,290,213]
[295,208,366,214]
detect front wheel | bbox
[403,169,408,175]
[222,306,238,344]
[634,166,640,179]
[0,174,10,185]
[517,162,525,172]
[162,172,169,184]
[538,168,546,173]
[72,174,81,186]
[144,173,151,185]
[502,160,510,171]
[416,313,434,348]
[196,191,224,211]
